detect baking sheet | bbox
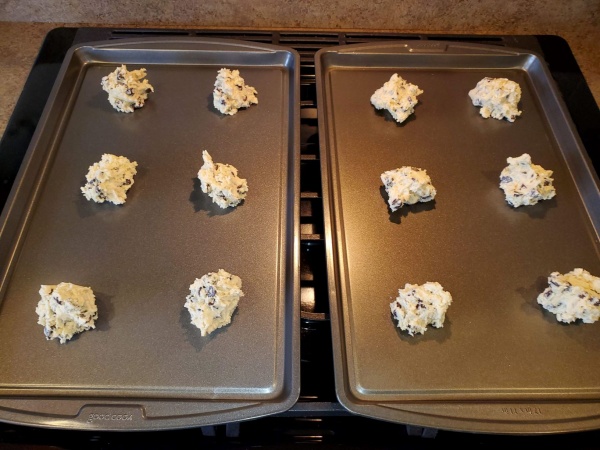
[0,37,300,430]
[316,41,600,433]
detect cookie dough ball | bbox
[390,282,452,336]
[370,74,423,123]
[499,153,555,207]
[198,150,248,208]
[381,166,436,212]
[36,283,98,344]
[213,68,258,115]
[468,77,522,122]
[101,64,154,113]
[537,268,600,324]
[184,269,245,336]
[81,154,138,205]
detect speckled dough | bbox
[499,153,556,207]
[370,74,423,123]
[468,77,522,122]
[198,150,248,208]
[213,68,258,115]
[36,283,98,344]
[81,154,138,205]
[101,64,154,113]
[185,269,245,336]
[390,282,452,336]
[381,166,436,211]
[537,268,600,324]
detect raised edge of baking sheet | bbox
[316,40,600,434]
[0,37,300,430]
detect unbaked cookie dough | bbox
[370,74,423,123]
[184,269,245,336]
[390,282,452,336]
[537,268,600,324]
[81,153,138,205]
[381,166,436,211]
[197,150,248,208]
[36,283,98,344]
[468,77,522,122]
[101,64,154,113]
[499,153,555,207]
[213,68,258,115]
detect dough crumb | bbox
[185,269,245,336]
[381,166,436,211]
[390,282,452,336]
[198,150,248,208]
[101,64,154,113]
[81,154,138,205]
[499,153,555,207]
[36,283,98,344]
[370,74,423,123]
[537,268,600,324]
[213,68,258,115]
[468,77,522,122]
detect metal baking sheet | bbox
[316,41,600,434]
[0,37,300,430]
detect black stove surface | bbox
[0,27,599,449]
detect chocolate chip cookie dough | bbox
[197,150,248,208]
[468,77,522,122]
[499,153,555,207]
[390,282,452,336]
[101,64,154,113]
[537,268,600,324]
[81,154,138,205]
[213,68,258,115]
[184,269,245,336]
[370,74,423,123]
[36,283,98,344]
[381,166,436,211]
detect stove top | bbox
[0,27,599,448]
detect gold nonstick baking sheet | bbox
[316,41,600,434]
[0,37,300,430]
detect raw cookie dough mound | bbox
[185,269,245,336]
[198,150,248,208]
[370,74,423,123]
[81,153,138,205]
[537,268,600,324]
[499,153,555,207]
[101,64,154,113]
[381,166,436,212]
[468,77,522,122]
[36,283,98,344]
[213,68,258,115]
[390,282,452,336]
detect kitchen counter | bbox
[0,19,599,139]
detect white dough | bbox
[198,150,248,208]
[213,68,258,115]
[370,74,423,123]
[381,166,436,211]
[36,283,98,344]
[81,154,138,205]
[468,77,522,122]
[499,153,555,207]
[390,282,452,336]
[101,64,154,113]
[537,268,600,324]
[185,269,245,336]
